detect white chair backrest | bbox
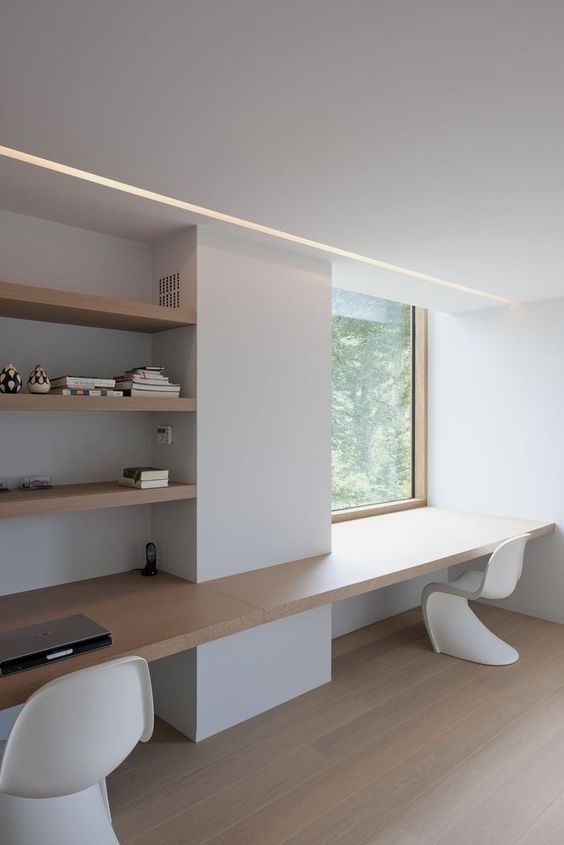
[480,534,531,600]
[0,655,154,799]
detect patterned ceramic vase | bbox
[0,363,22,394]
[28,363,51,394]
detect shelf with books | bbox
[0,280,197,333]
[0,481,197,519]
[0,395,196,412]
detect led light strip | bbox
[0,145,513,305]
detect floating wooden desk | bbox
[0,508,554,709]
[212,507,555,620]
[0,573,264,709]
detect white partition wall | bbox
[150,227,333,739]
[151,228,198,581]
[196,229,332,579]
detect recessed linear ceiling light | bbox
[0,144,512,305]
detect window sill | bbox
[331,497,427,523]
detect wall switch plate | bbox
[156,424,173,445]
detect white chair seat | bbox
[0,656,153,845]
[422,534,531,666]
[450,569,483,594]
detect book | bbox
[118,381,180,392]
[50,376,116,389]
[120,370,168,380]
[118,477,169,489]
[123,467,169,482]
[116,373,169,384]
[50,388,124,397]
[115,378,170,388]
[128,387,180,397]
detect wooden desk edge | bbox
[0,517,555,709]
[0,605,266,709]
[246,520,558,622]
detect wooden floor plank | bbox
[123,746,329,844]
[436,723,564,844]
[107,606,564,845]
[516,791,564,844]
[111,694,370,830]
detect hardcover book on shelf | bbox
[119,382,180,392]
[50,388,124,397]
[118,477,169,489]
[115,379,173,389]
[123,467,169,482]
[114,365,180,397]
[121,369,167,380]
[50,376,116,389]
[129,387,181,397]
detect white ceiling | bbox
[1,1,564,311]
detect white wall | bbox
[196,228,332,579]
[0,209,152,299]
[0,211,155,594]
[151,228,333,740]
[429,301,564,622]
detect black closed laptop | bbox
[0,614,112,676]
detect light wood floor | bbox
[108,604,564,844]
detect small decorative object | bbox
[28,363,50,394]
[0,363,22,394]
[21,476,52,491]
[0,478,8,493]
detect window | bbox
[332,288,427,520]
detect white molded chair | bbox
[422,533,531,666]
[0,655,154,845]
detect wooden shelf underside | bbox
[0,280,196,333]
[0,481,196,519]
[0,394,196,412]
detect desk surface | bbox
[0,507,554,709]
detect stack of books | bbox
[118,467,169,489]
[50,375,123,397]
[114,366,181,398]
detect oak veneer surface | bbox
[0,572,264,709]
[0,395,197,412]
[209,507,554,620]
[0,481,197,519]
[0,280,196,332]
[108,606,564,844]
[0,508,553,708]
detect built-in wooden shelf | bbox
[0,394,196,412]
[0,481,197,519]
[0,280,196,333]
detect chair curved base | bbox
[0,781,118,845]
[422,589,519,666]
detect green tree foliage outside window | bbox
[332,288,413,511]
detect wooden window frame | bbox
[332,306,428,523]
